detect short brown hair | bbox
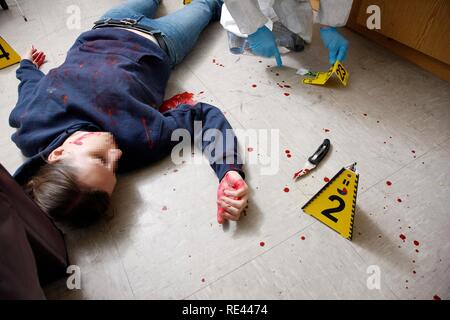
[25,160,110,227]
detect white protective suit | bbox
[222,0,353,43]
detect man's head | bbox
[26,131,122,226]
[48,131,122,195]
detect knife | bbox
[293,139,331,180]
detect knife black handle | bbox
[308,139,331,165]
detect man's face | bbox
[48,131,122,195]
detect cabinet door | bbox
[355,0,450,64]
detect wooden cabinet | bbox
[347,0,450,82]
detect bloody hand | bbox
[217,170,249,224]
[25,45,46,69]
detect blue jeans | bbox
[99,0,222,68]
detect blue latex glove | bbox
[320,27,349,65]
[248,26,283,66]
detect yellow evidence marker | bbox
[183,0,192,4]
[0,37,21,70]
[302,163,359,240]
[302,60,349,86]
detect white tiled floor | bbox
[1,1,449,300]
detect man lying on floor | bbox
[9,0,249,226]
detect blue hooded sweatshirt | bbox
[9,28,244,185]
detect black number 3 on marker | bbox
[336,64,346,82]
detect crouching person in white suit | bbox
[221,0,353,66]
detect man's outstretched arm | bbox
[16,46,46,105]
[161,103,249,224]
[10,46,46,129]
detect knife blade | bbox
[293,139,331,180]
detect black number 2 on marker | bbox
[321,195,345,223]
